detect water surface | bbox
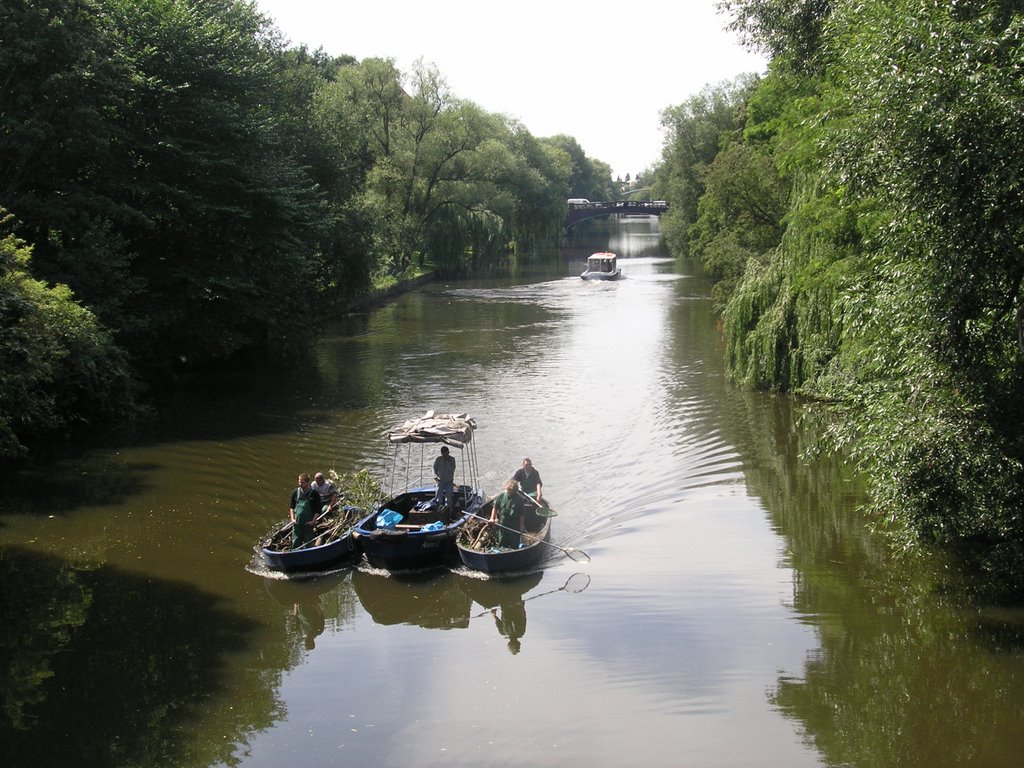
[3,218,1024,768]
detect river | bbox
[3,217,1024,768]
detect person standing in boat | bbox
[490,479,526,548]
[433,445,456,512]
[512,457,543,502]
[289,473,322,548]
[311,472,338,514]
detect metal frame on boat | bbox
[352,412,485,571]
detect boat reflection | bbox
[351,568,472,629]
[264,572,348,651]
[457,572,542,654]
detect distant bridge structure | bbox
[563,199,669,234]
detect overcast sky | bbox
[254,1,766,178]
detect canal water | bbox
[3,218,1024,768]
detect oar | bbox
[465,510,590,563]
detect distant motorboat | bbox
[581,252,621,280]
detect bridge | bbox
[563,199,669,234]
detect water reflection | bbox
[457,572,542,654]
[264,572,349,652]
[714,381,1024,766]
[351,569,472,629]
[0,547,263,768]
[457,572,592,655]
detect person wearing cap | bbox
[512,458,542,502]
[432,445,456,512]
[311,472,338,514]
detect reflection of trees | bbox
[1,548,91,731]
[722,392,1024,767]
[0,547,269,768]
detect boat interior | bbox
[373,486,475,530]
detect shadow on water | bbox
[0,547,265,768]
[0,457,163,520]
[347,566,588,657]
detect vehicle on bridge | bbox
[581,252,621,280]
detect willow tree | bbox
[818,0,1024,569]
[717,0,1024,585]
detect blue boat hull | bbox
[353,486,483,571]
[260,505,363,574]
[457,499,553,574]
[261,532,354,573]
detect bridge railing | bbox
[567,200,668,211]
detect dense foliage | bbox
[0,218,136,458]
[655,0,1024,589]
[0,0,610,463]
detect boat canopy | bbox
[387,411,476,447]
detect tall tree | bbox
[718,0,833,73]
[0,0,326,368]
[654,76,758,256]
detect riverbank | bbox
[348,270,436,312]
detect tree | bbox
[690,141,790,308]
[0,215,135,461]
[542,135,615,202]
[654,76,758,256]
[718,0,833,73]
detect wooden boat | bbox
[260,505,364,574]
[352,412,485,571]
[456,497,553,574]
[581,251,621,280]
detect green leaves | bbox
[0,217,136,460]
[710,0,1024,580]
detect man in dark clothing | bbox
[512,457,543,502]
[433,446,456,512]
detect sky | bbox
[254,1,767,179]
